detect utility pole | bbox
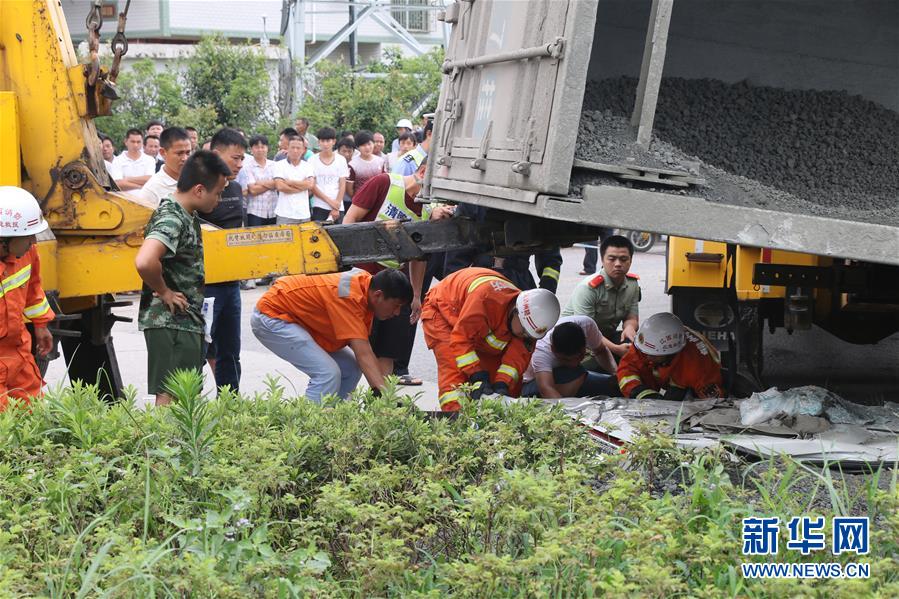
[289,0,306,114]
[348,2,357,68]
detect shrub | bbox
[0,373,895,597]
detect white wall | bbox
[61,0,445,46]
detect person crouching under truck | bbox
[0,187,55,411]
[251,269,413,402]
[520,316,621,399]
[617,313,724,400]
[421,267,561,411]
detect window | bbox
[391,0,432,33]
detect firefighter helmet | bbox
[516,288,560,339]
[634,313,686,356]
[0,187,48,237]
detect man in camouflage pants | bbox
[135,151,231,405]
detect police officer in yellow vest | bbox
[391,120,432,177]
[343,158,454,378]
[561,235,642,359]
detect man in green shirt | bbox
[135,150,231,405]
[562,235,641,359]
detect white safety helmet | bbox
[634,313,686,356]
[515,288,560,339]
[0,187,48,237]
[395,118,414,130]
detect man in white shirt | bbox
[273,136,315,224]
[521,315,620,398]
[308,127,349,222]
[133,127,192,206]
[112,128,156,190]
[99,134,122,182]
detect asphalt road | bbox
[45,246,898,404]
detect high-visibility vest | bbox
[402,145,427,169]
[376,173,427,270]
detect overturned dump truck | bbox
[424,0,899,388]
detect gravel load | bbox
[572,77,899,227]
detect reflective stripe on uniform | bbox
[376,173,424,270]
[455,351,479,368]
[338,269,358,297]
[618,375,641,387]
[23,297,51,319]
[484,332,507,351]
[467,275,508,293]
[541,267,560,282]
[439,389,464,408]
[635,388,658,400]
[497,364,519,382]
[0,264,32,296]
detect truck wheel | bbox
[671,288,764,396]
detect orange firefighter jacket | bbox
[617,327,723,400]
[1,245,55,409]
[421,268,532,405]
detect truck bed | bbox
[426,0,899,264]
[572,77,899,229]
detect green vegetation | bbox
[94,37,442,149]
[300,47,444,137]
[94,35,267,143]
[0,371,895,597]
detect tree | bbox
[299,47,444,137]
[183,35,276,133]
[94,59,186,144]
[95,36,279,147]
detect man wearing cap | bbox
[391,118,414,153]
[421,267,561,411]
[0,187,55,411]
[617,312,724,401]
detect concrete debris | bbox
[573,77,899,227]
[546,391,899,468]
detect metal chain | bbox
[85,0,103,85]
[108,0,132,82]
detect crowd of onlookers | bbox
[100,116,432,222]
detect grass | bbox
[0,371,895,598]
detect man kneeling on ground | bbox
[521,315,620,399]
[251,269,413,402]
[618,312,724,400]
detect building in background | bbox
[62,0,447,112]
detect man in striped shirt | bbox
[239,135,279,226]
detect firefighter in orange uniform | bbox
[421,267,561,411]
[0,187,55,411]
[617,312,724,400]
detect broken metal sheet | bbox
[540,394,899,468]
[720,434,898,468]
